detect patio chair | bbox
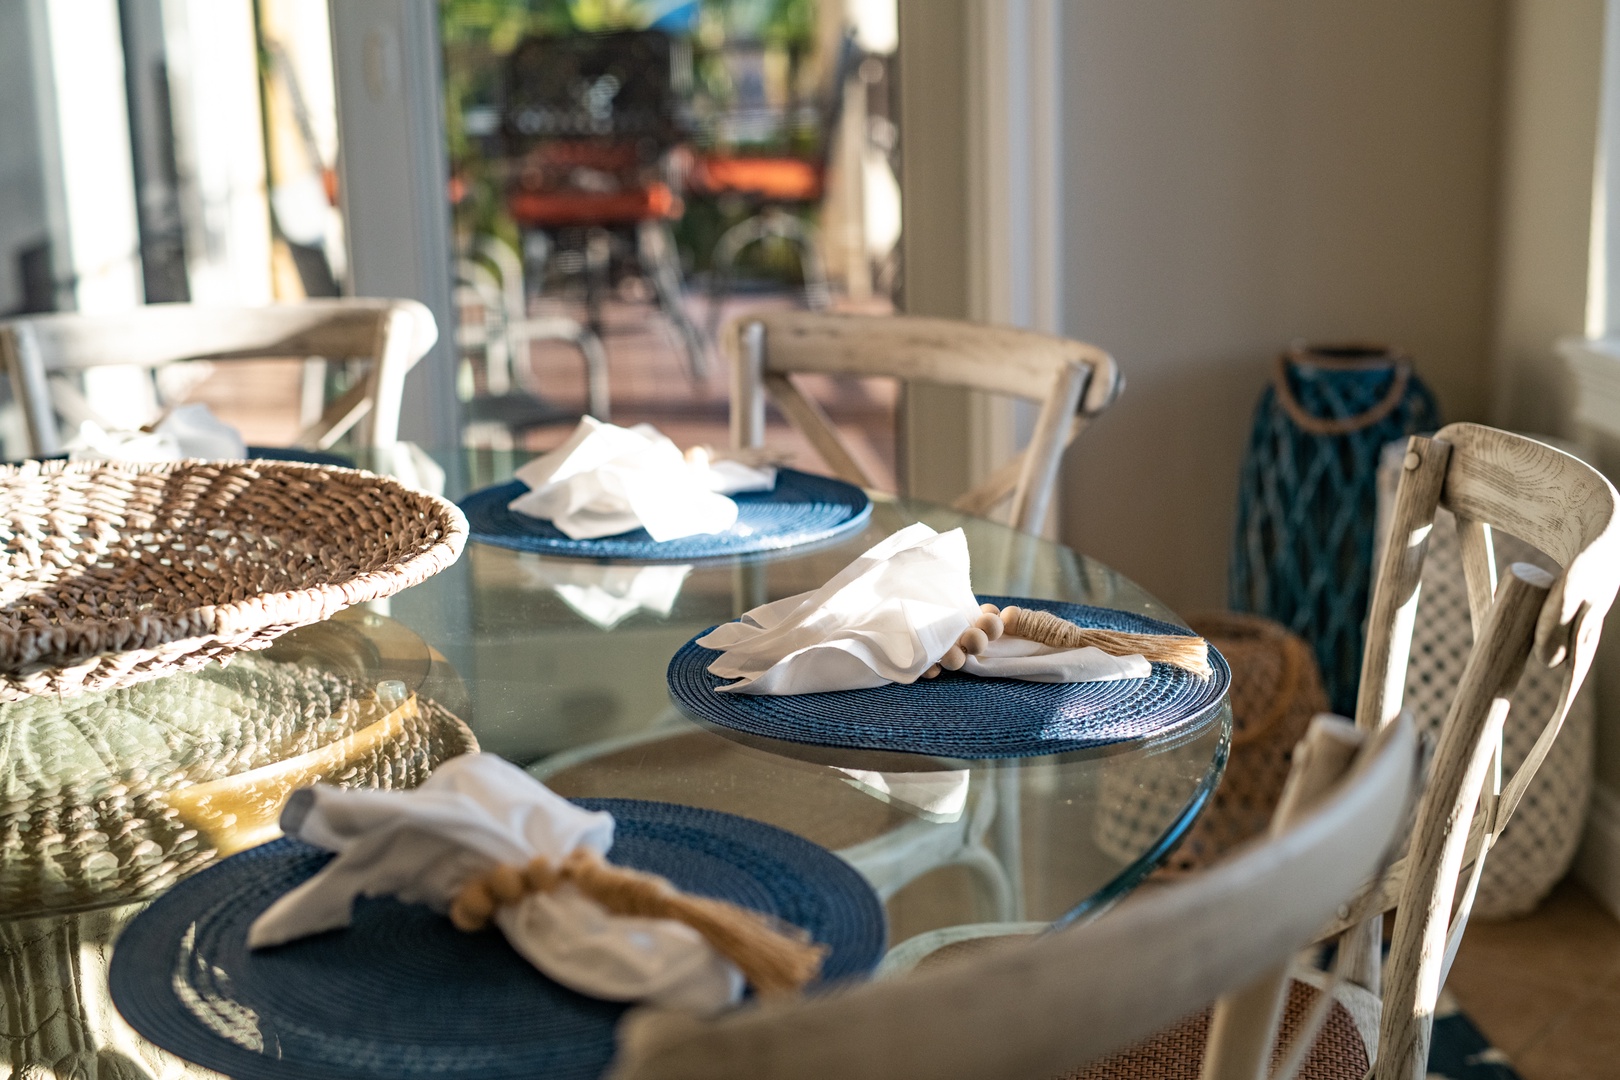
[0,298,437,456]
[501,30,707,381]
[692,32,864,342]
[727,311,1124,534]
[608,713,1418,1080]
[457,235,611,427]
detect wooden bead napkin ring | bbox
[449,847,827,996]
[920,603,1213,679]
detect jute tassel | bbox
[922,603,1212,678]
[999,604,1212,677]
[448,848,827,997]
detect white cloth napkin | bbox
[698,523,1151,694]
[508,417,776,543]
[66,403,248,462]
[522,559,692,630]
[835,768,971,820]
[248,754,744,1014]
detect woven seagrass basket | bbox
[0,458,467,701]
[1095,611,1328,876]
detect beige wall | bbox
[1057,0,1506,613]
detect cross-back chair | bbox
[608,714,1418,1080]
[0,298,438,456]
[727,312,1123,534]
[878,424,1618,1080]
[1309,422,1620,1079]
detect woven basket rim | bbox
[0,457,468,680]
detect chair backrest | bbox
[607,715,1417,1080]
[1321,423,1620,1080]
[727,312,1123,534]
[501,30,680,157]
[0,299,437,455]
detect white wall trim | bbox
[964,0,1063,517]
[1561,334,1620,444]
[1591,0,1620,337]
[31,0,143,314]
[1577,781,1620,918]
[329,0,458,447]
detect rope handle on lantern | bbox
[447,847,827,997]
[919,603,1213,679]
[1270,344,1414,437]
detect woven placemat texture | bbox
[109,799,887,1080]
[458,467,871,561]
[0,458,466,700]
[667,596,1230,759]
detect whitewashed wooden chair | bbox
[740,423,1616,1080]
[727,312,1123,534]
[608,713,1418,1080]
[1311,422,1620,1080]
[0,299,438,456]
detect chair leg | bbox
[707,213,772,344]
[708,208,830,344]
[509,314,612,422]
[577,324,611,422]
[759,207,830,311]
[584,228,612,340]
[638,219,707,382]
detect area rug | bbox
[1430,989,1523,1080]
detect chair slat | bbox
[1377,563,1551,1080]
[762,373,877,490]
[728,312,1120,535]
[0,300,437,454]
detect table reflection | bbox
[0,611,474,1079]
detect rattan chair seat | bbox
[913,937,1367,1079]
[1065,979,1368,1080]
[916,936,1366,1080]
[0,458,466,701]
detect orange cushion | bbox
[508,183,679,227]
[695,156,822,201]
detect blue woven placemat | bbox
[668,595,1231,760]
[245,446,357,468]
[457,468,872,561]
[109,798,886,1080]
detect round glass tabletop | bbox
[0,448,1229,1079]
[397,450,1231,949]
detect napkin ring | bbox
[448,848,827,996]
[920,603,1212,679]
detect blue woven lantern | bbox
[1229,344,1440,714]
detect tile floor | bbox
[1447,878,1620,1079]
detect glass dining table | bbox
[0,448,1229,1078]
